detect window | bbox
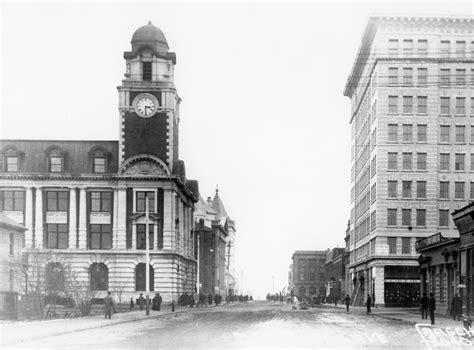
[136,224,154,250]
[90,263,108,291]
[402,152,412,170]
[371,156,376,177]
[471,126,474,143]
[389,96,398,114]
[472,153,474,171]
[440,97,450,115]
[50,156,63,173]
[418,40,428,56]
[402,124,413,142]
[456,125,466,143]
[455,98,466,115]
[402,209,411,226]
[417,153,427,170]
[470,182,474,199]
[403,68,413,85]
[456,41,466,58]
[403,96,413,114]
[388,181,397,198]
[417,96,427,114]
[135,191,155,213]
[417,125,427,142]
[0,190,25,212]
[402,181,412,198]
[417,181,426,198]
[90,224,112,250]
[440,125,450,143]
[371,183,376,203]
[46,224,68,249]
[371,128,377,149]
[6,156,18,172]
[388,237,397,254]
[439,181,449,199]
[403,39,413,57]
[142,62,152,81]
[389,39,399,56]
[416,209,426,226]
[370,210,376,231]
[417,68,427,86]
[440,153,450,171]
[472,97,474,116]
[387,209,397,226]
[9,233,14,256]
[93,157,106,173]
[441,40,450,58]
[90,192,112,212]
[388,152,397,170]
[455,153,465,171]
[456,69,466,86]
[440,69,450,86]
[46,191,68,211]
[389,67,398,85]
[388,124,398,142]
[439,209,449,227]
[402,237,411,254]
[455,182,465,199]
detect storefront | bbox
[383,266,420,307]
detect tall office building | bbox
[344,16,474,306]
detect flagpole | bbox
[145,194,150,316]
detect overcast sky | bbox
[1,1,473,298]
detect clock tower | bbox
[117,22,180,171]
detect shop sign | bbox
[2,211,24,224]
[458,284,466,288]
[385,279,420,283]
[46,211,67,224]
[90,212,111,224]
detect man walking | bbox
[451,293,462,320]
[104,291,114,319]
[429,293,436,325]
[152,292,162,311]
[420,292,429,320]
[138,293,145,311]
[344,295,351,312]
[366,294,372,314]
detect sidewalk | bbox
[0,304,199,346]
[318,303,465,329]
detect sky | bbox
[1,1,473,298]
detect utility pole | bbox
[145,195,150,316]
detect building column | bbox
[112,189,119,249]
[131,222,136,250]
[153,222,158,251]
[24,186,34,248]
[69,187,77,249]
[34,187,43,248]
[373,266,384,307]
[116,187,127,249]
[78,187,87,249]
[163,189,175,250]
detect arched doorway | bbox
[89,263,108,291]
[135,263,154,291]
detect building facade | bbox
[0,22,199,303]
[325,248,346,302]
[344,16,474,306]
[291,250,327,298]
[0,213,26,319]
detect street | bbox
[4,301,471,350]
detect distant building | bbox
[344,16,474,307]
[0,213,26,319]
[194,190,236,298]
[325,248,346,302]
[291,251,326,298]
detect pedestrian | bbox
[104,291,114,319]
[451,293,462,320]
[344,294,351,312]
[130,297,134,309]
[189,293,195,308]
[366,294,372,314]
[420,292,429,320]
[429,293,436,325]
[152,292,162,311]
[334,296,338,307]
[208,293,213,306]
[138,293,145,311]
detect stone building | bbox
[344,16,474,306]
[325,248,346,302]
[291,251,326,298]
[0,22,199,303]
[0,213,26,319]
[194,190,236,298]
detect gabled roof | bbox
[211,189,229,220]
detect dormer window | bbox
[6,156,18,172]
[143,62,152,81]
[88,146,110,174]
[50,156,63,173]
[93,157,106,173]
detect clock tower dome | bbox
[117,22,180,171]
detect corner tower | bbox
[117,22,180,170]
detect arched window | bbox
[45,262,66,294]
[298,286,306,297]
[90,263,108,291]
[135,263,154,291]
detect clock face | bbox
[134,94,157,118]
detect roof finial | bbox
[216,184,219,194]
[148,21,152,25]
